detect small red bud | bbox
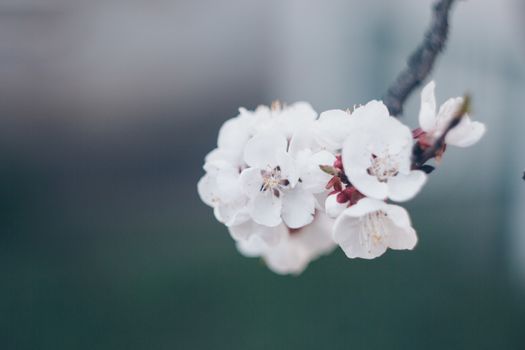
[336,191,349,204]
[334,156,343,170]
[412,127,425,139]
[333,178,342,192]
[417,134,433,149]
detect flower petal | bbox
[229,220,286,246]
[217,116,250,150]
[276,151,299,187]
[351,100,391,121]
[264,243,310,275]
[445,116,486,147]
[250,192,282,227]
[325,194,348,218]
[286,102,318,122]
[298,150,336,193]
[387,170,427,202]
[435,97,464,132]
[216,167,243,202]
[419,81,437,132]
[217,199,250,226]
[347,170,388,200]
[243,132,287,168]
[385,223,418,251]
[197,174,216,207]
[383,203,417,250]
[236,234,267,257]
[315,109,353,151]
[340,197,383,217]
[289,128,319,156]
[239,167,263,198]
[281,188,315,228]
[384,202,412,228]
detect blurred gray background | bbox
[0,0,524,349]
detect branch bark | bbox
[383,0,457,116]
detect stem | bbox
[383,0,457,116]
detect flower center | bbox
[367,153,399,182]
[260,166,290,198]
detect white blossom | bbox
[419,80,486,147]
[341,100,427,202]
[239,132,334,228]
[332,198,417,259]
[236,212,336,275]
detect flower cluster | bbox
[198,81,486,274]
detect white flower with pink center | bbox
[333,198,417,259]
[239,132,334,229]
[341,100,427,202]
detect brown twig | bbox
[383,0,457,116]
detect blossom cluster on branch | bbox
[198,81,485,275]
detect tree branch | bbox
[383,0,457,116]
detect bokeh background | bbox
[1,0,524,349]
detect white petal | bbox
[384,203,412,228]
[243,132,287,168]
[217,199,250,226]
[276,151,299,187]
[387,170,427,202]
[347,170,388,200]
[298,150,335,193]
[204,148,224,163]
[216,167,243,202]
[294,212,337,257]
[382,203,417,250]
[197,174,216,207]
[418,81,437,132]
[435,97,464,132]
[380,117,414,154]
[217,116,250,150]
[283,102,318,124]
[386,225,418,251]
[341,132,374,170]
[203,159,231,175]
[445,117,486,147]
[325,194,348,218]
[315,109,353,151]
[229,220,286,246]
[281,189,316,228]
[274,102,317,140]
[236,234,267,257]
[289,127,319,156]
[239,167,263,198]
[339,197,384,217]
[351,100,391,121]
[250,192,282,227]
[264,243,310,275]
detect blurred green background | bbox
[1,0,524,349]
